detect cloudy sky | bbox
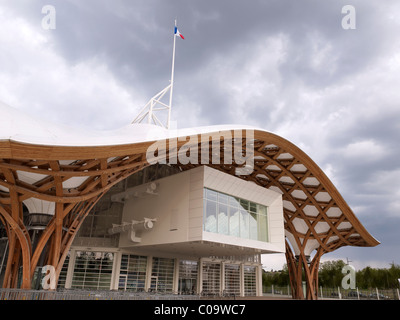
[1,0,399,271]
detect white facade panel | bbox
[118,170,191,247]
[116,165,284,255]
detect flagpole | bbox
[167,19,177,129]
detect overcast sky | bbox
[1,0,400,271]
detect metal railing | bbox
[319,287,400,300]
[0,288,200,300]
[263,285,292,298]
[263,285,400,300]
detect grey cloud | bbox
[1,0,399,268]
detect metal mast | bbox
[132,20,179,129]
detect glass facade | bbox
[244,265,257,296]
[118,254,147,291]
[178,260,198,294]
[203,188,269,242]
[54,250,260,296]
[224,264,241,296]
[57,254,70,289]
[150,257,175,293]
[71,251,114,290]
[202,262,221,295]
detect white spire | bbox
[132,19,181,129]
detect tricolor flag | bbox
[174,26,184,39]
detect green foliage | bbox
[262,264,289,287]
[356,262,400,289]
[262,261,400,290]
[318,260,346,288]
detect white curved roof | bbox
[0,101,257,147]
[0,100,379,257]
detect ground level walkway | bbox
[0,288,294,300]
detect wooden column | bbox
[0,155,147,289]
[285,239,325,300]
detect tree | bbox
[388,263,400,288]
[264,260,400,290]
[262,264,290,287]
[318,260,346,288]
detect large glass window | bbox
[244,266,257,296]
[150,257,175,293]
[224,264,241,296]
[202,262,221,295]
[71,251,114,290]
[178,260,198,294]
[203,188,269,242]
[118,254,147,291]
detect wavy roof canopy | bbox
[0,101,379,261]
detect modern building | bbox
[54,164,284,297]
[0,101,379,299]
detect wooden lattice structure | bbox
[0,111,378,298]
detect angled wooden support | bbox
[0,155,148,289]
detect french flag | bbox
[174,26,184,39]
